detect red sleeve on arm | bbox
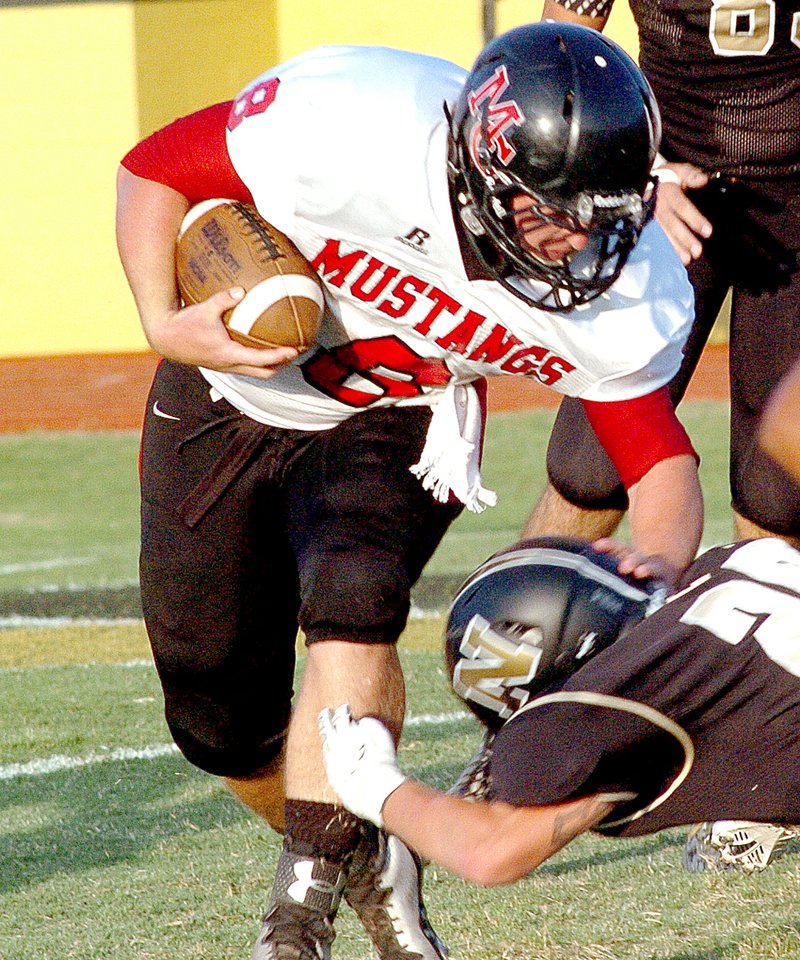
[580,387,699,490]
[120,101,253,205]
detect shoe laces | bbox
[255,903,335,960]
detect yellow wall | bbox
[0,0,639,358]
[275,1,637,67]
[276,0,484,67]
[134,0,278,136]
[1,2,144,357]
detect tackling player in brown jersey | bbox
[526,0,800,878]
[321,536,800,881]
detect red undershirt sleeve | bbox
[120,101,253,205]
[580,387,699,490]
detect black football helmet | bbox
[448,22,661,311]
[445,537,662,729]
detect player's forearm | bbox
[383,782,613,886]
[319,705,613,884]
[383,782,551,885]
[626,453,703,585]
[115,166,190,348]
[541,0,610,30]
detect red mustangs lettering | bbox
[301,239,574,408]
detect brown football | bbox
[175,199,324,351]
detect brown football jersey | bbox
[490,539,800,835]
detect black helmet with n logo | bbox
[445,537,659,729]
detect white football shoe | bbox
[683,820,800,874]
[344,827,448,960]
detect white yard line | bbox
[0,558,95,575]
[0,616,143,628]
[0,711,470,781]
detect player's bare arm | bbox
[319,705,615,885]
[624,454,703,588]
[576,391,702,586]
[115,167,297,378]
[383,781,615,885]
[540,0,609,31]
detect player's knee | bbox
[547,457,629,511]
[167,719,286,778]
[300,549,411,644]
[545,399,629,510]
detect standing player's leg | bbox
[140,360,300,836]
[760,357,800,486]
[728,181,800,548]
[251,406,461,960]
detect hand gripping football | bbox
[176,199,324,351]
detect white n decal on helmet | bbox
[453,614,543,719]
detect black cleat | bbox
[251,902,336,960]
[251,850,346,960]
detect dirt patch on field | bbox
[7,345,729,432]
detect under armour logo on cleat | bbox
[287,860,339,905]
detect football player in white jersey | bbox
[116,23,702,960]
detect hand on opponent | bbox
[654,162,713,265]
[318,705,407,826]
[591,537,674,589]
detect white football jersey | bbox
[211,44,692,433]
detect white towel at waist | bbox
[410,380,497,514]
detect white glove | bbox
[318,704,407,826]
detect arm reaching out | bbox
[319,705,615,885]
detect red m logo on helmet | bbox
[467,65,524,167]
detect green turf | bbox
[5,398,793,959]
[0,401,734,607]
[0,431,141,592]
[3,627,800,960]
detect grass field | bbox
[8,401,796,960]
[4,622,800,960]
[0,401,733,610]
